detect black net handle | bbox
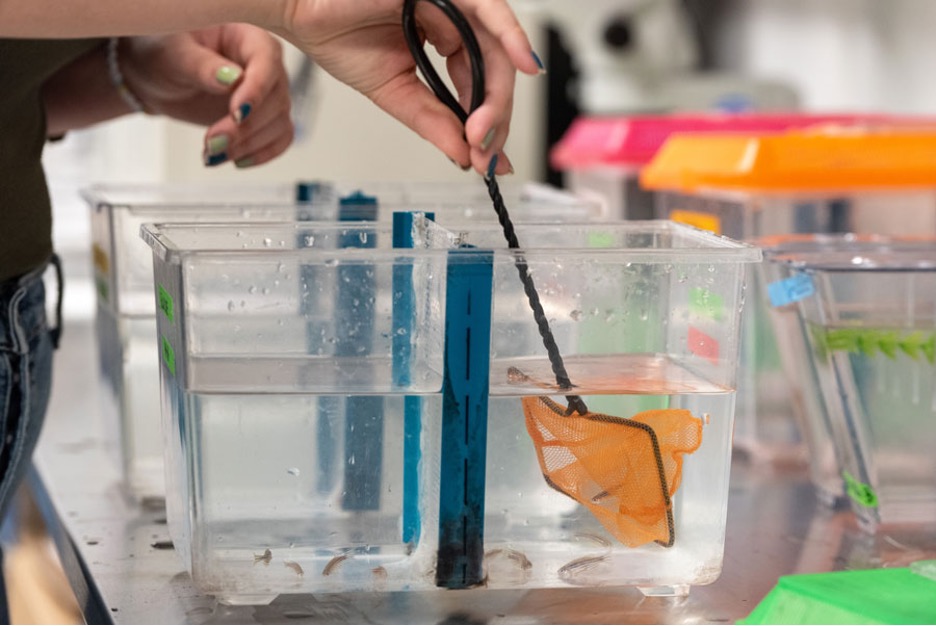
[402,0,586,415]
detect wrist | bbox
[261,0,300,41]
[106,37,149,114]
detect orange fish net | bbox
[516,371,703,548]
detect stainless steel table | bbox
[29,317,936,624]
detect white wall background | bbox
[712,0,936,114]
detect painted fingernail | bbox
[532,50,547,74]
[234,103,252,124]
[205,152,228,167]
[504,159,515,175]
[480,127,497,152]
[235,157,255,169]
[215,66,242,86]
[206,134,229,156]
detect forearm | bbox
[0,0,290,38]
[42,40,135,137]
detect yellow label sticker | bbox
[670,210,722,235]
[92,243,110,274]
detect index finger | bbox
[220,25,286,122]
[456,0,540,75]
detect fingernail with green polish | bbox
[481,127,496,152]
[215,66,242,86]
[235,157,254,169]
[206,134,229,156]
[205,152,228,167]
[532,50,546,74]
[234,103,252,124]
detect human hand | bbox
[120,24,293,167]
[276,0,543,175]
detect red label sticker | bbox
[688,326,720,365]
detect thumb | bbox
[172,38,244,95]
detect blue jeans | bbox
[0,257,62,622]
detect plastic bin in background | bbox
[758,234,906,505]
[641,129,936,466]
[141,217,760,604]
[82,181,603,502]
[768,238,936,532]
[549,112,913,221]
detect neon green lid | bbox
[739,567,936,625]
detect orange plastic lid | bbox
[640,127,936,193]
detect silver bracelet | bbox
[106,37,147,114]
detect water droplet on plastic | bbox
[248,285,257,294]
[287,467,300,476]
[569,310,583,321]
[263,237,272,247]
[227,301,235,311]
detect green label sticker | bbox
[95,277,109,303]
[158,285,174,323]
[586,231,615,248]
[690,287,724,321]
[843,471,878,508]
[161,337,176,376]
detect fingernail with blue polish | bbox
[234,103,252,124]
[532,50,546,74]
[205,152,228,167]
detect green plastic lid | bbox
[739,567,936,625]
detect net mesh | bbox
[521,392,702,548]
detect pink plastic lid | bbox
[549,112,930,171]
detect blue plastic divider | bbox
[435,247,493,589]
[393,211,434,547]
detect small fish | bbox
[558,555,607,579]
[371,566,387,579]
[284,560,304,576]
[576,533,611,549]
[484,548,533,570]
[322,554,348,576]
[507,367,529,384]
[253,548,272,566]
